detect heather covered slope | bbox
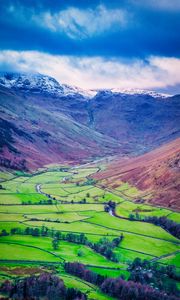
[0,85,121,170]
[94,139,180,210]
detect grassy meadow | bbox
[0,163,179,299]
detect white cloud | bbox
[5,4,127,39]
[33,5,127,39]
[0,50,180,92]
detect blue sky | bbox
[0,0,180,93]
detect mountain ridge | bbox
[0,72,179,171]
[0,72,174,99]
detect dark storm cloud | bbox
[0,0,179,58]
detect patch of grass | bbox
[66,187,105,203]
[25,212,90,223]
[0,194,23,204]
[116,201,171,219]
[24,220,118,236]
[0,171,14,181]
[0,235,119,268]
[17,183,37,193]
[88,212,179,242]
[0,205,58,214]
[0,193,48,205]
[100,193,124,203]
[167,213,180,223]
[0,242,60,262]
[27,171,72,184]
[0,221,27,232]
[14,171,32,177]
[54,241,120,268]
[121,233,179,257]
[88,266,129,279]
[72,168,99,179]
[115,182,141,197]
[158,253,180,267]
[0,213,25,222]
[41,186,70,197]
[57,204,104,212]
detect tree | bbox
[81,198,86,203]
[77,249,84,257]
[104,205,110,212]
[32,227,40,236]
[52,238,59,250]
[41,225,48,236]
[0,229,9,236]
[10,228,18,235]
[24,227,30,235]
[129,213,135,221]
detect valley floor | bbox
[0,161,179,299]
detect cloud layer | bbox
[0,50,179,92]
[34,5,127,39]
[0,1,179,58]
[0,1,179,93]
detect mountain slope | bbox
[0,85,121,170]
[85,91,180,154]
[0,72,179,171]
[94,139,180,209]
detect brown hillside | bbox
[94,139,180,210]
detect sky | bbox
[0,0,180,93]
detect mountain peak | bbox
[0,72,172,99]
[0,72,95,98]
[0,71,62,94]
[95,88,171,98]
[110,88,171,98]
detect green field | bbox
[115,201,171,219]
[0,243,60,262]
[87,212,179,242]
[0,165,179,299]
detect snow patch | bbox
[0,72,171,99]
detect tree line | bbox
[0,272,87,300]
[65,262,179,300]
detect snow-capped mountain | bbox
[0,72,171,99]
[94,88,170,98]
[0,71,179,172]
[0,72,95,98]
[109,88,170,98]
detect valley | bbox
[0,73,179,299]
[0,0,180,297]
[0,161,179,299]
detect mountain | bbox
[84,90,180,153]
[0,72,95,98]
[0,72,179,170]
[93,138,180,209]
[0,86,120,170]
